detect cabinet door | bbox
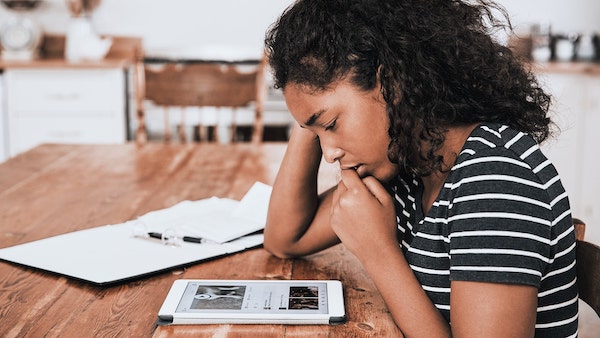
[538,73,585,215]
[0,74,6,162]
[539,72,600,245]
[579,77,600,245]
[5,68,126,156]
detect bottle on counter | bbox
[576,33,597,62]
[531,22,552,62]
[553,33,578,62]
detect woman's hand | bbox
[330,169,451,337]
[330,169,398,260]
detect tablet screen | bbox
[175,281,329,315]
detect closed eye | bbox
[325,119,337,131]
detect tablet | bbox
[157,279,346,325]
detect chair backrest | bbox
[143,58,266,143]
[577,240,600,317]
[574,218,586,241]
[573,218,600,317]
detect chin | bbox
[355,162,398,182]
[371,167,399,183]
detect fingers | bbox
[339,169,389,205]
[361,176,392,205]
[339,168,362,187]
[332,172,346,208]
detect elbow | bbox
[263,226,301,259]
[263,240,296,259]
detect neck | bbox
[439,124,479,169]
[421,123,479,214]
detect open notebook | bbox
[0,182,272,285]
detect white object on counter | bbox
[532,47,552,62]
[555,39,575,62]
[577,34,596,61]
[65,17,112,62]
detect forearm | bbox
[358,244,451,338]
[264,126,337,257]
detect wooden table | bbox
[0,143,400,337]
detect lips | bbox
[341,164,360,171]
[341,164,364,176]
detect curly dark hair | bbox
[265,0,552,176]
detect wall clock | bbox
[1,16,42,60]
[0,0,43,60]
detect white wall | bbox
[500,0,600,34]
[1,1,597,55]
[0,0,295,58]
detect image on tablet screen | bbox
[190,285,246,310]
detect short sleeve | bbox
[446,147,553,287]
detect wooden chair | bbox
[573,218,600,317]
[141,57,267,144]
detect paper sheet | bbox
[137,182,272,243]
[0,182,272,285]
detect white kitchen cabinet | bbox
[578,77,600,243]
[537,71,600,245]
[4,68,127,157]
[0,73,6,162]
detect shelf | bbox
[531,61,600,76]
[0,34,142,70]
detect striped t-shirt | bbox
[392,123,578,337]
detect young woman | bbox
[263,0,579,336]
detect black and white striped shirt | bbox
[392,123,578,337]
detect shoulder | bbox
[458,123,540,164]
[453,123,557,185]
[443,122,572,242]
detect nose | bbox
[321,141,344,164]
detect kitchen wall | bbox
[501,0,600,35]
[1,1,598,55]
[0,0,294,58]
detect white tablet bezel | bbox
[158,279,346,325]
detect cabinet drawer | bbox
[9,115,125,156]
[5,68,124,117]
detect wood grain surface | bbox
[0,143,400,337]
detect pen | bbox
[147,232,204,244]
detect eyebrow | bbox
[304,109,326,126]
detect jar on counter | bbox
[554,33,578,62]
[530,23,552,62]
[576,33,596,61]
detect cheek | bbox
[354,107,389,137]
[371,111,396,177]
[370,109,391,145]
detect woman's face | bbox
[284,79,399,182]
